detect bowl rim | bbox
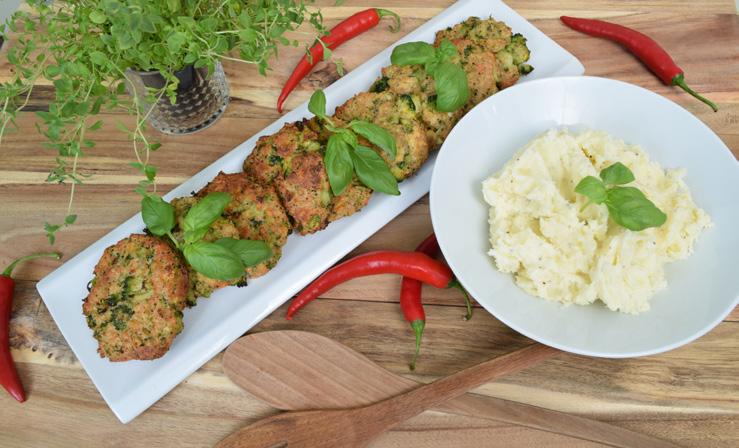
[429,75,739,358]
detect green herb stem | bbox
[2,252,61,277]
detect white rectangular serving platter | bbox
[37,0,584,423]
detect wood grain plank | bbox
[3,293,737,447]
[0,1,737,446]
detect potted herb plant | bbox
[0,0,326,243]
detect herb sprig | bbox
[390,39,470,112]
[1,0,327,245]
[141,193,271,281]
[308,90,399,196]
[576,162,667,231]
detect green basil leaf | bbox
[599,162,635,186]
[424,59,441,76]
[215,238,272,267]
[574,176,607,204]
[433,61,469,112]
[183,241,245,281]
[183,192,231,234]
[605,186,667,231]
[335,127,358,148]
[350,146,400,196]
[141,195,175,236]
[184,227,209,246]
[325,134,354,196]
[308,89,327,119]
[436,38,458,61]
[349,120,396,158]
[390,41,436,66]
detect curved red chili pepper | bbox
[400,234,437,371]
[560,16,718,112]
[1,252,60,403]
[400,233,472,371]
[277,8,401,113]
[286,250,457,320]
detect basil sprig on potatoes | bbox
[390,39,470,112]
[141,193,271,280]
[576,162,667,231]
[308,90,399,196]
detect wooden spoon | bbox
[221,330,681,448]
[217,341,555,448]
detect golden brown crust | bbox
[334,92,429,181]
[377,65,463,150]
[171,197,242,304]
[199,172,290,277]
[243,119,323,185]
[329,181,372,223]
[275,151,332,234]
[83,234,188,361]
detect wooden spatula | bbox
[222,330,682,448]
[217,341,555,448]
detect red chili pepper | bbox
[560,16,718,112]
[400,233,472,371]
[277,8,401,113]
[286,250,462,320]
[1,252,60,403]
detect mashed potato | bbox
[482,129,711,314]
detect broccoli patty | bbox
[334,91,429,181]
[243,119,323,185]
[496,33,532,89]
[371,66,461,150]
[83,234,188,361]
[370,38,498,149]
[198,172,290,277]
[435,16,512,53]
[452,39,500,109]
[243,119,372,233]
[435,17,532,89]
[243,119,332,234]
[171,197,245,305]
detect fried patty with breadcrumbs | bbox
[83,234,188,361]
[435,17,532,90]
[171,197,245,305]
[243,119,372,233]
[334,91,429,181]
[198,172,290,277]
[370,38,498,149]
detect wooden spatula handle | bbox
[352,343,559,436]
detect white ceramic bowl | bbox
[430,76,739,358]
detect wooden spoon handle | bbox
[353,343,559,437]
[437,394,683,448]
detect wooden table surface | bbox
[1,1,737,446]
